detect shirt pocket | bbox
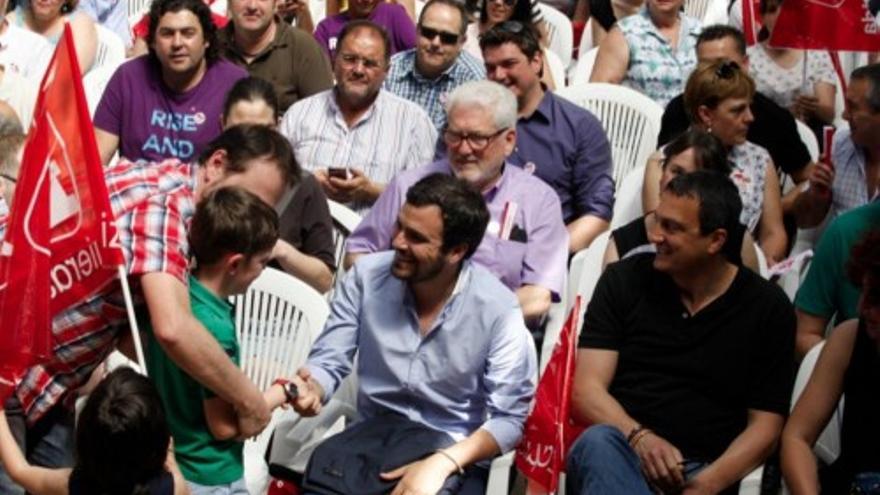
[489,236,528,290]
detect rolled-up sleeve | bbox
[573,117,615,221]
[479,307,538,453]
[305,261,364,401]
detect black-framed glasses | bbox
[442,127,507,151]
[418,26,460,45]
[0,173,16,184]
[714,60,741,79]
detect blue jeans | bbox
[566,424,706,495]
[0,398,75,495]
[187,477,250,494]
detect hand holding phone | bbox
[327,167,351,181]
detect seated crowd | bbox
[0,0,879,492]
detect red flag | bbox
[741,0,761,46]
[769,0,880,51]
[0,25,123,400]
[515,297,587,493]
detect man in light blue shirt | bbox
[384,0,485,130]
[292,173,538,495]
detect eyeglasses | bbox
[418,26,460,45]
[443,127,507,151]
[714,60,740,79]
[483,20,540,45]
[337,52,383,71]
[0,173,16,184]
[489,0,518,6]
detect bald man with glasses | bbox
[384,0,486,129]
[346,79,568,325]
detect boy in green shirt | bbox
[145,186,296,494]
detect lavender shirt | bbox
[94,57,248,163]
[509,91,614,224]
[346,160,569,299]
[313,3,417,59]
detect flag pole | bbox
[117,265,148,375]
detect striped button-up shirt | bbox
[829,126,878,220]
[384,48,486,130]
[279,89,437,214]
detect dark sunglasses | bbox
[714,60,741,79]
[418,26,460,45]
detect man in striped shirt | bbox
[279,20,437,215]
[0,126,297,493]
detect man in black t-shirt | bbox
[566,171,795,495]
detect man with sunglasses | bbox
[345,79,568,325]
[384,0,485,130]
[279,20,436,214]
[480,21,615,254]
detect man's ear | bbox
[445,243,469,266]
[706,228,729,256]
[225,252,246,275]
[202,148,229,185]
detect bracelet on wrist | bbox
[272,378,298,404]
[434,449,465,475]
[626,424,646,444]
[630,429,652,449]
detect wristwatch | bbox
[273,378,299,403]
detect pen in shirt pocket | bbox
[499,201,518,241]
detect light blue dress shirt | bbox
[306,251,538,453]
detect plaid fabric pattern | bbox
[384,49,486,130]
[11,158,197,424]
[831,127,875,219]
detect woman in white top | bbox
[9,0,98,74]
[747,0,837,126]
[642,60,788,264]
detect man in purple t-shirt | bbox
[94,0,247,166]
[314,0,417,59]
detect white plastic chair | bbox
[327,199,362,280]
[544,48,567,89]
[538,3,574,68]
[82,64,117,117]
[700,0,730,25]
[231,267,330,495]
[555,83,664,192]
[93,25,126,72]
[567,46,597,86]
[610,165,645,229]
[127,0,151,24]
[567,231,611,313]
[796,120,820,162]
[684,0,726,24]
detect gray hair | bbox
[445,80,517,130]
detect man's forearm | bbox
[571,382,639,437]
[690,411,784,493]
[516,285,551,323]
[793,188,830,228]
[567,215,609,253]
[275,240,334,293]
[440,428,501,471]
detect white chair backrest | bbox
[232,267,329,392]
[232,268,329,494]
[567,231,611,316]
[93,25,126,72]
[327,199,362,274]
[544,48,567,89]
[796,119,820,162]
[791,341,843,464]
[568,46,598,86]
[128,0,151,23]
[683,0,712,22]
[82,64,117,117]
[701,0,729,25]
[754,244,770,279]
[537,3,573,68]
[610,165,644,229]
[555,83,664,191]
[211,0,227,15]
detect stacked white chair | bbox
[327,199,362,284]
[538,3,574,68]
[567,46,597,86]
[556,83,664,192]
[231,267,330,495]
[544,48,567,89]
[93,25,126,73]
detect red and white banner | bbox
[0,25,123,399]
[515,297,586,493]
[769,0,880,51]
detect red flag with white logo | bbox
[0,25,123,400]
[769,0,880,51]
[515,297,586,493]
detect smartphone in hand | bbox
[327,167,351,180]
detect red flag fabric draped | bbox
[769,0,880,51]
[0,24,123,401]
[515,297,587,493]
